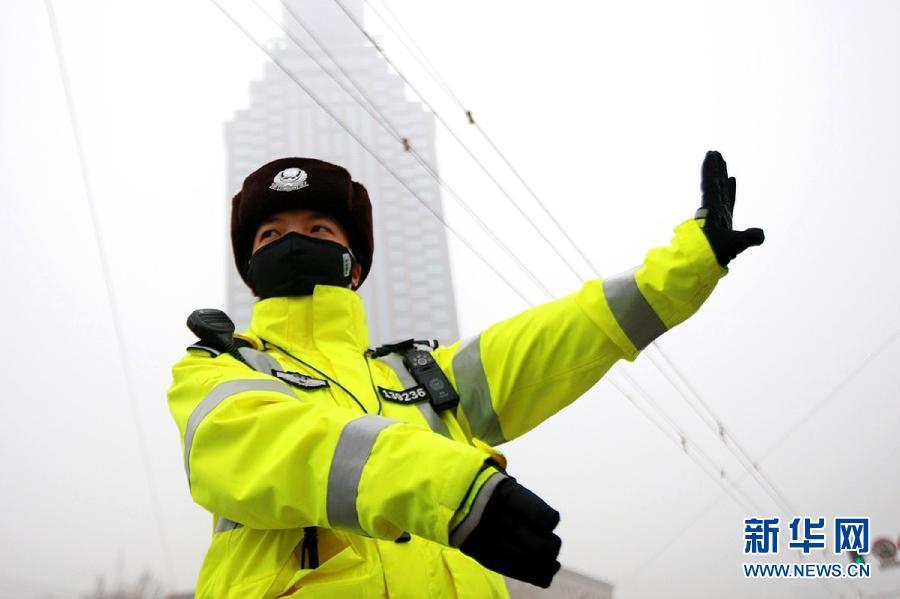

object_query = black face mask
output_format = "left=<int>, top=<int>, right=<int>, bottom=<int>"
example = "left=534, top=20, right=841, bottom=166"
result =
left=247, top=232, right=356, bottom=299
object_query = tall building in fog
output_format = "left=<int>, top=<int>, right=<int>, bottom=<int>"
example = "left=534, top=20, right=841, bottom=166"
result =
left=224, top=0, right=458, bottom=346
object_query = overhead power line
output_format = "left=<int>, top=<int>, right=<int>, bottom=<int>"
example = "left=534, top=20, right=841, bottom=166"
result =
left=220, top=16, right=870, bottom=599
left=329, top=0, right=587, bottom=285
left=255, top=0, right=554, bottom=300
left=209, top=0, right=775, bottom=519
left=44, top=0, right=176, bottom=585
left=208, top=0, right=539, bottom=307
left=618, top=326, right=899, bottom=594
left=263, top=5, right=758, bottom=505
left=361, top=0, right=466, bottom=112
left=760, top=326, right=900, bottom=461
left=353, top=0, right=603, bottom=279
left=220, top=7, right=880, bottom=598
left=223, top=5, right=836, bottom=566
left=338, top=0, right=808, bottom=523
left=341, top=11, right=874, bottom=597
left=645, top=346, right=798, bottom=517
left=271, top=0, right=814, bottom=528
left=611, top=372, right=763, bottom=515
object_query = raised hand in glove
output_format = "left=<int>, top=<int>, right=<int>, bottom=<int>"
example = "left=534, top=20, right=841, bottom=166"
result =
left=450, top=469, right=561, bottom=588
left=697, top=150, right=765, bottom=266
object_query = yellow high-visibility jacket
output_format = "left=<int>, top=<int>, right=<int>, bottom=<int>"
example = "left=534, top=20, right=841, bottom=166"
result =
left=167, top=219, right=726, bottom=598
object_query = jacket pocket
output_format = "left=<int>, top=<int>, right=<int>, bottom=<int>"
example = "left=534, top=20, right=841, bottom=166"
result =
left=212, top=527, right=304, bottom=598
left=277, top=535, right=381, bottom=598
left=441, top=548, right=509, bottom=599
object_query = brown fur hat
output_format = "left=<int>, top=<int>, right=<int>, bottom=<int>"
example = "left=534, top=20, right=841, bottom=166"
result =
left=230, top=157, right=374, bottom=288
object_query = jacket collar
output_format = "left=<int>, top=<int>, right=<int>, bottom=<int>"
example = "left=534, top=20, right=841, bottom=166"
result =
left=248, top=285, right=371, bottom=355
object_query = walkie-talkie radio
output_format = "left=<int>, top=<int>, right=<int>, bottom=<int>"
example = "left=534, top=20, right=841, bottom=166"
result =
left=186, top=308, right=249, bottom=366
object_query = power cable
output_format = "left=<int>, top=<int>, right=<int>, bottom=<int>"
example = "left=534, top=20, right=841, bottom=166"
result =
left=340, top=0, right=814, bottom=523
left=294, top=22, right=864, bottom=599
left=211, top=0, right=774, bottom=526
left=617, top=327, right=899, bottom=593
left=360, top=0, right=466, bottom=111
left=330, top=0, right=795, bottom=496
left=44, top=0, right=176, bottom=585
left=338, top=13, right=878, bottom=596
left=351, top=0, right=603, bottom=279
left=612, top=372, right=763, bottom=515
left=620, top=489, right=845, bottom=599
left=329, top=0, right=586, bottom=285
left=261, top=6, right=873, bottom=596
left=256, top=0, right=555, bottom=299
left=759, top=326, right=900, bottom=461
left=207, top=0, right=535, bottom=308
left=253, top=3, right=774, bottom=516
left=270, top=2, right=399, bottom=142
left=646, top=345, right=798, bottom=516
left=281, top=0, right=811, bottom=529
left=224, top=11, right=866, bottom=597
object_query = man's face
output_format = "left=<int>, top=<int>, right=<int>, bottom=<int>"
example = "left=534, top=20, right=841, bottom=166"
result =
left=252, top=207, right=362, bottom=289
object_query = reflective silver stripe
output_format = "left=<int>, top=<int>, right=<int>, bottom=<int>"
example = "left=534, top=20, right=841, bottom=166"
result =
left=376, top=353, right=417, bottom=388
left=449, top=471, right=507, bottom=547
left=326, top=415, right=396, bottom=533
left=183, top=378, right=295, bottom=478
left=416, top=402, right=451, bottom=438
left=238, top=346, right=282, bottom=375
left=602, top=267, right=668, bottom=351
left=376, top=354, right=451, bottom=438
left=215, top=517, right=241, bottom=533
left=452, top=335, right=505, bottom=445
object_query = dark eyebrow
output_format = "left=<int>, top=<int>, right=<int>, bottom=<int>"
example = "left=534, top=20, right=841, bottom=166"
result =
left=308, top=211, right=338, bottom=223
left=258, top=214, right=284, bottom=227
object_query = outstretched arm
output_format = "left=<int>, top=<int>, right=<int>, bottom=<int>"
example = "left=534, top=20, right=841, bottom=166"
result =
left=433, top=150, right=764, bottom=445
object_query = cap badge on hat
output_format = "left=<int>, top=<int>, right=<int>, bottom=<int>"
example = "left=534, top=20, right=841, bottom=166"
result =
left=270, top=167, right=309, bottom=192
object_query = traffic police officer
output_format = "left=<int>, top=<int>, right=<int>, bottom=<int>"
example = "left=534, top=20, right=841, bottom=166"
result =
left=167, top=152, right=763, bottom=597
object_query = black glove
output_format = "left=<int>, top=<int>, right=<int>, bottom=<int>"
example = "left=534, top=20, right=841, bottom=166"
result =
left=454, top=474, right=561, bottom=588
left=697, top=150, right=765, bottom=266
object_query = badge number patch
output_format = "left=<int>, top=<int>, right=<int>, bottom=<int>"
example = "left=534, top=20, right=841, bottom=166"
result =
left=272, top=370, right=329, bottom=389
left=378, top=386, right=428, bottom=404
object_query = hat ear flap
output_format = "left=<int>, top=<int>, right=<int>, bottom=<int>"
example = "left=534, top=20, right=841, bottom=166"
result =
left=230, top=190, right=255, bottom=285
left=349, top=181, right=374, bottom=286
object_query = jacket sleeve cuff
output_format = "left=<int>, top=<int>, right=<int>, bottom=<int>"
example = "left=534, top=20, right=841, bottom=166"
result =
left=448, top=469, right=507, bottom=547
left=636, top=218, right=727, bottom=329
left=356, top=424, right=491, bottom=545
left=574, top=218, right=727, bottom=361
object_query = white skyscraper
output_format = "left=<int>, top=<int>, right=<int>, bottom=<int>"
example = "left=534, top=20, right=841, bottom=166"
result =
left=225, top=0, right=459, bottom=346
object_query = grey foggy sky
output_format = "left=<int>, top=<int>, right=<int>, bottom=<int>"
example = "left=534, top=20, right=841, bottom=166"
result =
left=1, top=1, right=899, bottom=598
